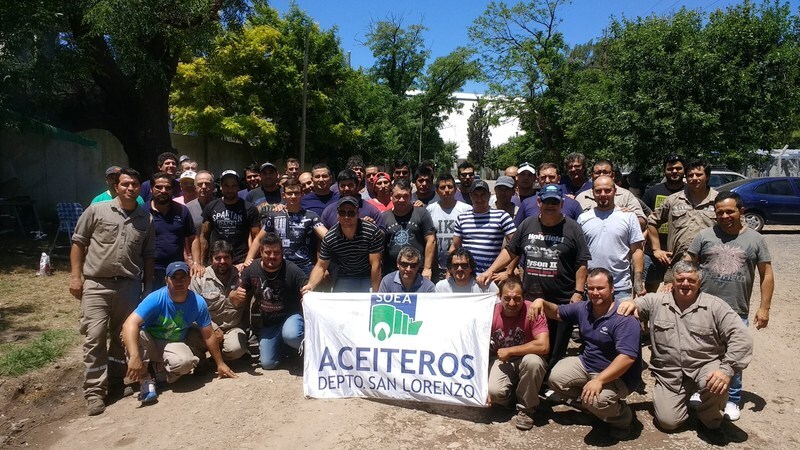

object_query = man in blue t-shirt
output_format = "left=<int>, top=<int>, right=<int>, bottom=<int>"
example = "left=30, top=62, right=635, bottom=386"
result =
left=122, top=262, right=237, bottom=404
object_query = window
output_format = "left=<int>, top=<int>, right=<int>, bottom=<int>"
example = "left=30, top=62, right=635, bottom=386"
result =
left=766, top=180, right=794, bottom=196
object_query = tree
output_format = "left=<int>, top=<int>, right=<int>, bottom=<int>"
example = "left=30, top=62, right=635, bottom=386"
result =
left=435, top=141, right=459, bottom=173
left=467, top=101, right=491, bottom=166
left=365, top=18, right=429, bottom=97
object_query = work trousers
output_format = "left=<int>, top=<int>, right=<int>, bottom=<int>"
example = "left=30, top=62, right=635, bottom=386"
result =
left=138, top=329, right=203, bottom=383
left=488, top=354, right=547, bottom=412
left=652, top=360, right=728, bottom=430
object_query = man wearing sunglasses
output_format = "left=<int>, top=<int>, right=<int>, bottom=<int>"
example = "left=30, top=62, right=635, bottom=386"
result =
left=377, top=246, right=436, bottom=293
left=455, top=161, right=476, bottom=206
left=435, top=248, right=498, bottom=293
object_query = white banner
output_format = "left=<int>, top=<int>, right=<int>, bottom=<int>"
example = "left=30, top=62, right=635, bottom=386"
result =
left=303, top=292, right=496, bottom=407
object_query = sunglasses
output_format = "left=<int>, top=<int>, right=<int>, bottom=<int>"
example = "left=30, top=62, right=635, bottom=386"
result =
left=449, top=263, right=470, bottom=270
left=398, top=261, right=419, bottom=269
left=337, top=210, right=357, bottom=218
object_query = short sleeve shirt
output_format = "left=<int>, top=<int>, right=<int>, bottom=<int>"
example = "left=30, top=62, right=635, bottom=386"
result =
left=490, top=301, right=549, bottom=353
left=319, top=220, right=384, bottom=279
left=202, top=198, right=259, bottom=263
left=262, top=209, right=323, bottom=269
left=135, top=287, right=211, bottom=342
left=426, top=201, right=472, bottom=270
left=150, top=201, right=195, bottom=269
left=381, top=207, right=436, bottom=273
left=240, top=260, right=308, bottom=324
left=454, top=209, right=516, bottom=273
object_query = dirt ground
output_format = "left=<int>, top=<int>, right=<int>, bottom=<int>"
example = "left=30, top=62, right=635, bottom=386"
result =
left=1, top=227, right=799, bottom=449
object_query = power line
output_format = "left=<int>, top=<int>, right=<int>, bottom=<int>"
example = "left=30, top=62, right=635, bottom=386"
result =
left=662, top=0, right=682, bottom=15
left=703, top=0, right=722, bottom=12
left=648, top=0, right=666, bottom=14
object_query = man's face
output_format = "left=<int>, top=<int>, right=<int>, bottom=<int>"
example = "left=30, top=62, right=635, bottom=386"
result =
left=591, top=163, right=613, bottom=181
left=166, top=270, right=190, bottom=295
left=195, top=174, right=214, bottom=200
left=449, top=256, right=472, bottom=286
left=567, top=160, right=585, bottom=183
left=517, top=170, right=535, bottom=190
left=152, top=177, right=173, bottom=205
left=180, top=161, right=198, bottom=172
left=338, top=180, right=358, bottom=197
left=686, top=167, right=708, bottom=190
left=436, top=180, right=456, bottom=200
left=220, top=177, right=240, bottom=201
left=398, top=256, right=420, bottom=284
left=286, top=162, right=300, bottom=178
left=665, top=162, right=685, bottom=183
left=393, top=165, right=410, bottom=181
left=538, top=168, right=560, bottom=186
left=283, top=186, right=302, bottom=208
left=673, top=270, right=700, bottom=302
left=494, top=185, right=514, bottom=204
left=211, top=251, right=232, bottom=275
left=392, top=186, right=412, bottom=213
left=179, top=178, right=196, bottom=195
left=312, top=168, right=331, bottom=192
left=538, top=197, right=563, bottom=218
left=350, top=165, right=364, bottom=183
left=365, top=167, right=379, bottom=185
left=245, top=170, right=261, bottom=190
left=260, top=243, right=284, bottom=272
left=586, top=274, right=614, bottom=307
left=500, top=284, right=524, bottom=317
left=298, top=173, right=314, bottom=194
left=504, top=166, right=518, bottom=180
left=375, top=177, right=392, bottom=196
left=458, top=168, right=475, bottom=189
left=337, top=205, right=359, bottom=226
left=470, top=188, right=490, bottom=212
left=714, top=198, right=742, bottom=233
left=592, top=176, right=616, bottom=208
left=160, top=158, right=178, bottom=176
left=115, top=174, right=141, bottom=202
left=261, top=168, right=279, bottom=189
left=415, top=175, right=433, bottom=196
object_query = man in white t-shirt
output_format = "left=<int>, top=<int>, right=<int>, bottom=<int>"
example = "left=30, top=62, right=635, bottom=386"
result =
left=426, top=173, right=472, bottom=280
left=435, top=248, right=498, bottom=293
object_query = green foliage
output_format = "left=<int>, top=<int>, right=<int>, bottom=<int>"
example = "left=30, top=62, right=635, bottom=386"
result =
left=0, top=330, right=78, bottom=377
left=467, top=101, right=492, bottom=167
left=366, top=18, right=430, bottom=96
left=435, top=141, right=460, bottom=173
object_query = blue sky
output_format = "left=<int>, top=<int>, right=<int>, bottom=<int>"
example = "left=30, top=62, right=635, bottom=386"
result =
left=270, top=0, right=799, bottom=92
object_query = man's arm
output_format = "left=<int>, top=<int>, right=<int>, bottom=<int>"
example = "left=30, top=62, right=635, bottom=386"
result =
left=142, top=257, right=154, bottom=296
left=69, top=242, right=86, bottom=300
left=581, top=354, right=636, bottom=404
left=631, top=241, right=645, bottom=296
left=423, top=233, right=435, bottom=280
left=496, top=332, right=549, bottom=361
left=301, top=259, right=330, bottom=295
left=477, top=248, right=516, bottom=287
left=647, top=204, right=671, bottom=264
left=448, top=235, right=462, bottom=254
left=369, top=253, right=382, bottom=292
left=199, top=325, right=237, bottom=379
left=571, top=262, right=588, bottom=303
left=193, top=221, right=212, bottom=276
left=122, top=312, right=147, bottom=381
left=246, top=228, right=267, bottom=265
left=529, top=298, right=561, bottom=321
left=755, top=261, right=774, bottom=329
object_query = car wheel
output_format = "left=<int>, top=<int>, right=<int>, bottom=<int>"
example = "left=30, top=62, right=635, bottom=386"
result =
left=744, top=212, right=764, bottom=232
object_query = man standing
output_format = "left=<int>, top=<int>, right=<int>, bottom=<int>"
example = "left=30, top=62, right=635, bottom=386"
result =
left=240, top=233, right=308, bottom=370
left=362, top=165, right=379, bottom=199
left=246, top=162, right=283, bottom=208
left=174, top=170, right=198, bottom=205
left=435, top=249, right=498, bottom=293
left=298, top=171, right=314, bottom=195
left=149, top=172, right=196, bottom=289
left=533, top=268, right=642, bottom=439
left=391, top=159, right=411, bottom=182
left=186, top=170, right=216, bottom=236
left=346, top=155, right=366, bottom=192
left=190, top=240, right=249, bottom=361
left=455, top=161, right=476, bottom=205
left=141, top=152, right=180, bottom=203
left=513, top=163, right=538, bottom=205
left=648, top=160, right=718, bottom=284
left=378, top=246, right=436, bottom=293
left=238, top=164, right=261, bottom=200
left=70, top=168, right=154, bottom=415
left=91, top=166, right=145, bottom=206
left=302, top=197, right=383, bottom=293
left=490, top=176, right=516, bottom=217
left=618, top=261, right=752, bottom=444
left=578, top=176, right=645, bottom=300
left=643, top=155, right=686, bottom=292
left=381, top=179, right=436, bottom=277
left=576, top=160, right=646, bottom=229
left=560, top=152, right=592, bottom=197
left=367, top=171, right=393, bottom=212
left=411, top=165, right=439, bottom=206
left=301, top=163, right=339, bottom=216
left=427, top=173, right=472, bottom=279
left=285, top=158, right=300, bottom=179
left=194, top=170, right=260, bottom=268
left=320, top=169, right=383, bottom=228
left=489, top=276, right=549, bottom=431
left=688, top=192, right=774, bottom=421
left=515, top=163, right=582, bottom=226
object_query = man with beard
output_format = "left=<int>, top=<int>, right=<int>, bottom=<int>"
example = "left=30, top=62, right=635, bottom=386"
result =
left=246, top=162, right=283, bottom=208
left=91, top=165, right=145, bottom=206
left=412, top=165, right=439, bottom=206
left=560, top=152, right=592, bottom=197
left=149, top=172, right=196, bottom=289
left=576, top=160, right=646, bottom=229
left=238, top=164, right=262, bottom=200
left=240, top=233, right=308, bottom=369
left=381, top=179, right=436, bottom=277
left=455, top=161, right=476, bottom=206
left=435, top=248, right=498, bottom=293
left=515, top=163, right=583, bottom=226
left=427, top=173, right=472, bottom=280
left=141, top=152, right=180, bottom=203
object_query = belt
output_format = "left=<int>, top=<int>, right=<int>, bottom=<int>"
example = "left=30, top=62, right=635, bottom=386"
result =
left=85, top=275, right=135, bottom=281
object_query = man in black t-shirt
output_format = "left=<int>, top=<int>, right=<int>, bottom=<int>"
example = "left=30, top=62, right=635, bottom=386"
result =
left=239, top=232, right=308, bottom=370
left=246, top=162, right=284, bottom=208
left=381, top=179, right=436, bottom=277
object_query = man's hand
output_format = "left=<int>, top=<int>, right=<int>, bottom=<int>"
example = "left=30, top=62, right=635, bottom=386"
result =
left=491, top=271, right=510, bottom=284
left=69, top=277, right=83, bottom=300
left=581, top=378, right=604, bottom=405
left=422, top=268, right=432, bottom=280
left=659, top=282, right=673, bottom=293
left=705, top=370, right=730, bottom=395
left=362, top=216, right=375, bottom=224
left=475, top=271, right=492, bottom=288
left=653, top=249, right=672, bottom=265
left=300, top=284, right=313, bottom=296
left=617, top=300, right=638, bottom=318
left=234, top=263, right=245, bottom=273
left=496, top=348, right=512, bottom=362
left=125, top=355, right=146, bottom=382
left=528, top=298, right=545, bottom=321
left=412, top=200, right=424, bottom=208
left=570, top=292, right=584, bottom=303
left=229, top=285, right=247, bottom=304
left=191, top=262, right=205, bottom=277
left=243, top=258, right=254, bottom=267
left=755, top=307, right=770, bottom=329
left=216, top=362, right=238, bottom=379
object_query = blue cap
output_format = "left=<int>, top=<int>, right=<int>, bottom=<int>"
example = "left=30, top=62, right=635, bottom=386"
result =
left=538, top=184, right=563, bottom=201
left=166, top=261, right=190, bottom=277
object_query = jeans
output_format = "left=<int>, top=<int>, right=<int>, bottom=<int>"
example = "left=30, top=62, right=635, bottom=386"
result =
left=614, top=289, right=632, bottom=302
left=729, top=316, right=749, bottom=404
left=333, top=277, right=372, bottom=293
left=258, top=313, right=304, bottom=370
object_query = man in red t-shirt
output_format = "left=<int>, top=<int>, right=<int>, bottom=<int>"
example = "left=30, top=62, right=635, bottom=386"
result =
left=489, top=276, right=550, bottom=431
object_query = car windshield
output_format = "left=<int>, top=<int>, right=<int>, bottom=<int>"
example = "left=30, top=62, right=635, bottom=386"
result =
left=717, top=179, right=751, bottom=191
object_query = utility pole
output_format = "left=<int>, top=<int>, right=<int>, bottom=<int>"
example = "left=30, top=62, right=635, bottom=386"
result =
left=300, top=21, right=310, bottom=170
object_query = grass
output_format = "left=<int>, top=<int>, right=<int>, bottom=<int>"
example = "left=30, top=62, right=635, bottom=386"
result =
left=0, top=329, right=78, bottom=376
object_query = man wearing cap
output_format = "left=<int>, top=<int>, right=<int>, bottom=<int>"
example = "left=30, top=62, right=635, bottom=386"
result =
left=576, top=160, right=647, bottom=230
left=194, top=170, right=260, bottom=269
left=478, top=183, right=590, bottom=382
left=246, top=162, right=283, bottom=208
left=179, top=157, right=198, bottom=173
left=450, top=179, right=516, bottom=275
left=515, top=163, right=583, bottom=227
left=141, top=151, right=181, bottom=203
left=455, top=161, right=476, bottom=206
left=70, top=168, right=155, bottom=415
left=320, top=169, right=383, bottom=229
left=91, top=166, right=145, bottom=206
left=301, top=163, right=339, bottom=216
left=513, top=163, right=539, bottom=206
left=490, top=176, right=517, bottom=217
left=367, top=171, right=394, bottom=212
left=378, top=246, right=436, bottom=293
left=122, top=261, right=237, bottom=404
left=411, top=165, right=439, bottom=207
left=381, top=178, right=436, bottom=277
left=560, top=152, right=593, bottom=197
left=174, top=170, right=198, bottom=205
left=302, top=196, right=384, bottom=293
left=149, top=172, right=196, bottom=290
left=427, top=173, right=472, bottom=280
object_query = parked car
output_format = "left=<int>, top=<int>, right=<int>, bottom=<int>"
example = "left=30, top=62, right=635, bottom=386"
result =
left=717, top=177, right=800, bottom=231
left=709, top=170, right=747, bottom=188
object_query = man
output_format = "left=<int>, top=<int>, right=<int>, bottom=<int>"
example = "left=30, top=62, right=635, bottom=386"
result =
left=174, top=170, right=198, bottom=205
left=513, top=162, right=538, bottom=205
left=648, top=160, right=718, bottom=284
left=435, top=248, right=498, bottom=293
left=122, top=261, right=236, bottom=405
left=378, top=246, right=436, bottom=293
left=427, top=173, right=472, bottom=279
left=478, top=184, right=590, bottom=382
left=194, top=170, right=260, bottom=268
left=576, top=160, right=646, bottom=229
left=320, top=169, right=383, bottom=228
left=455, top=161, right=476, bottom=205
left=179, top=156, right=198, bottom=173
left=70, top=168, right=154, bottom=415
left=186, top=170, right=216, bottom=236
left=560, top=152, right=592, bottom=197
left=285, top=157, right=300, bottom=179
left=246, top=162, right=283, bottom=208
left=246, top=178, right=327, bottom=275
left=578, top=176, right=645, bottom=300
left=451, top=180, right=516, bottom=275
left=239, top=233, right=308, bottom=370
left=687, top=191, right=774, bottom=421
left=618, top=261, right=752, bottom=444
left=411, top=165, right=439, bottom=206
left=642, top=155, right=686, bottom=292
left=91, top=165, right=145, bottom=206
left=504, top=165, right=518, bottom=183
left=381, top=179, right=436, bottom=277
left=141, top=152, right=180, bottom=203
left=346, top=155, right=366, bottom=192
left=298, top=171, right=314, bottom=195
left=489, top=276, right=550, bottom=431
left=189, top=240, right=249, bottom=361
left=392, top=159, right=411, bottom=182
left=367, top=171, right=393, bottom=212
left=302, top=197, right=383, bottom=293
left=239, top=163, right=262, bottom=200
left=514, top=163, right=582, bottom=226
left=532, top=268, right=642, bottom=439
left=149, top=172, right=196, bottom=289
left=362, top=165, right=379, bottom=199
left=301, top=163, right=339, bottom=216
left=490, top=176, right=516, bottom=217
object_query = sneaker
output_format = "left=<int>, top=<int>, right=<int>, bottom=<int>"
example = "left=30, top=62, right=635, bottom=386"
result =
left=86, top=397, right=106, bottom=416
left=688, top=392, right=701, bottom=410
left=138, top=378, right=158, bottom=404
left=723, top=401, right=741, bottom=421
left=514, top=411, right=534, bottom=431
left=544, top=389, right=564, bottom=404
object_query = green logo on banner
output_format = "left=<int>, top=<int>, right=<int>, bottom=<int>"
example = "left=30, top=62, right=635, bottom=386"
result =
left=369, top=296, right=423, bottom=341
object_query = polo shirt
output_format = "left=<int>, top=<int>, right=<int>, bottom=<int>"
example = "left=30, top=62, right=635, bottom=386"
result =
left=150, top=201, right=195, bottom=270
left=560, top=179, right=593, bottom=197
left=378, top=271, right=436, bottom=293
left=319, top=219, right=384, bottom=279
left=246, top=186, right=283, bottom=208
left=301, top=191, right=340, bottom=216
left=141, top=178, right=181, bottom=204
left=514, top=195, right=583, bottom=227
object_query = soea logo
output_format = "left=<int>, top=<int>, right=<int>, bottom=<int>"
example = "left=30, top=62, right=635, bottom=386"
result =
left=369, top=293, right=423, bottom=341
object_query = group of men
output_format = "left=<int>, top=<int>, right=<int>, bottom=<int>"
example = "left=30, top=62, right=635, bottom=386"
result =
left=69, top=151, right=771, bottom=445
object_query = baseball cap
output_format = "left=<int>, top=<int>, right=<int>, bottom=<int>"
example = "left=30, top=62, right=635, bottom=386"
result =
left=495, top=176, right=515, bottom=189
left=471, top=180, right=490, bottom=192
left=179, top=170, right=197, bottom=181
left=166, top=261, right=190, bottom=277
left=538, top=183, right=563, bottom=201
left=259, top=162, right=277, bottom=172
left=337, top=196, right=359, bottom=209
left=518, top=162, right=536, bottom=175
left=220, top=170, right=240, bottom=181
left=105, top=166, right=121, bottom=177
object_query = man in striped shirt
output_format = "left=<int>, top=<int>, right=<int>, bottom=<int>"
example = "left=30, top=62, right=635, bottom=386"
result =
left=450, top=180, right=516, bottom=274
